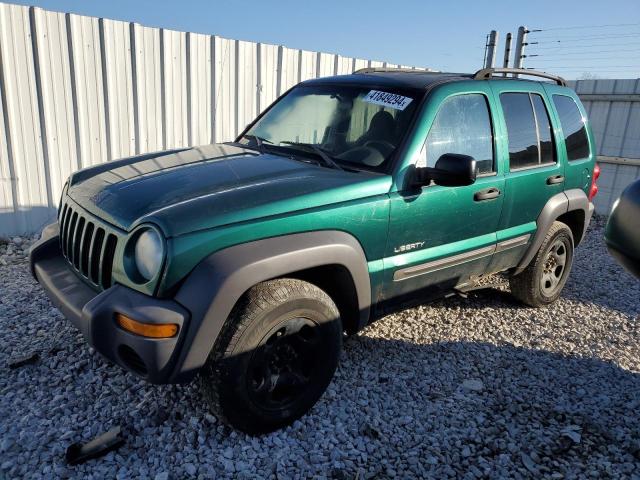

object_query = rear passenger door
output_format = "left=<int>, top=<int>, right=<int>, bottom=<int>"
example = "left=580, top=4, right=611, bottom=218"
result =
left=488, top=82, right=565, bottom=273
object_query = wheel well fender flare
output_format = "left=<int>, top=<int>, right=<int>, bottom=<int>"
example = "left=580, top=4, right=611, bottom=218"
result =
left=514, top=189, right=593, bottom=274
left=170, top=230, right=371, bottom=381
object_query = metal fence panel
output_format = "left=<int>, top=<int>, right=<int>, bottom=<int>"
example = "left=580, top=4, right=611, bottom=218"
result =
left=213, top=36, right=236, bottom=145
left=280, top=46, right=300, bottom=93
left=258, top=43, right=279, bottom=112
left=0, top=48, right=15, bottom=230
left=188, top=32, right=212, bottom=146
left=335, top=55, right=352, bottom=75
left=69, top=13, right=109, bottom=168
left=237, top=40, right=258, bottom=136
left=317, top=52, right=335, bottom=77
left=3, top=2, right=639, bottom=236
left=163, top=28, right=188, bottom=149
left=133, top=23, right=163, bottom=153
left=299, top=50, right=317, bottom=82
left=102, top=18, right=136, bottom=160
left=0, top=3, right=50, bottom=233
left=569, top=79, right=640, bottom=214
left=33, top=8, right=78, bottom=205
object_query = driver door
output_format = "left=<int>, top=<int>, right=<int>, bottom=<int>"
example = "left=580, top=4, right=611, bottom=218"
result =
left=381, top=85, right=505, bottom=311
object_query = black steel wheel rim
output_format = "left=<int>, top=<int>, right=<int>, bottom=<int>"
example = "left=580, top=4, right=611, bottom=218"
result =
left=247, top=317, right=321, bottom=411
left=541, top=238, right=568, bottom=296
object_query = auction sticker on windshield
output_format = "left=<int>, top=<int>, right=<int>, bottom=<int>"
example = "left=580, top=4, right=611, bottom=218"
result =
left=363, top=90, right=413, bottom=110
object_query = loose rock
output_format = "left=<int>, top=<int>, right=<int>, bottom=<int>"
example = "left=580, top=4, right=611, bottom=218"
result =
left=1, top=217, right=639, bottom=478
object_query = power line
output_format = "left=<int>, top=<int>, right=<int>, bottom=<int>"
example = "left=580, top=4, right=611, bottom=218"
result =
left=531, top=42, right=640, bottom=51
left=526, top=48, right=640, bottom=56
left=531, top=27, right=639, bottom=37
left=532, top=29, right=640, bottom=39
left=536, top=65, right=640, bottom=67
left=525, top=64, right=638, bottom=68
left=531, top=65, right=640, bottom=69
left=528, top=56, right=640, bottom=62
left=532, top=33, right=640, bottom=43
left=531, top=22, right=640, bottom=32
left=486, top=24, right=640, bottom=78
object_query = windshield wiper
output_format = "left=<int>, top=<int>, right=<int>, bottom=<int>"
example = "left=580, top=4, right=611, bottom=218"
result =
left=280, top=142, right=344, bottom=171
left=241, top=134, right=273, bottom=153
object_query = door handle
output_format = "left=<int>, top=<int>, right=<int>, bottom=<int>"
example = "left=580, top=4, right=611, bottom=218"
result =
left=473, top=187, right=501, bottom=201
left=546, top=174, right=565, bottom=185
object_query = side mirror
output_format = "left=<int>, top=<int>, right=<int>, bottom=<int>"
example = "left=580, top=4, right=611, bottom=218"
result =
left=413, top=153, right=477, bottom=188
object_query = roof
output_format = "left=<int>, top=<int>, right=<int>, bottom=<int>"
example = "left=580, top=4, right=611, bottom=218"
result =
left=302, top=68, right=568, bottom=91
left=303, top=71, right=471, bottom=91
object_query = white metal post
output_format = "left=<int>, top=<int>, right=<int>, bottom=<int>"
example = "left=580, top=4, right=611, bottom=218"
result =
left=485, top=30, right=499, bottom=68
left=503, top=32, right=512, bottom=72
left=513, top=26, right=528, bottom=76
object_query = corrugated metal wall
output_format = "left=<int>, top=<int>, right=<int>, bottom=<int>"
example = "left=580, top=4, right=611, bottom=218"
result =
left=0, top=3, right=638, bottom=236
left=0, top=3, right=422, bottom=236
left=568, top=79, right=640, bottom=214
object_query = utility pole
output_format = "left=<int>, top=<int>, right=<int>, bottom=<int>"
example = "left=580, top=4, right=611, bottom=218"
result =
left=502, top=32, right=512, bottom=72
left=513, top=26, right=528, bottom=76
left=484, top=30, right=499, bottom=68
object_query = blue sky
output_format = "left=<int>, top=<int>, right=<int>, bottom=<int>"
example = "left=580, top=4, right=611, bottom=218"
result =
left=10, top=0, right=640, bottom=79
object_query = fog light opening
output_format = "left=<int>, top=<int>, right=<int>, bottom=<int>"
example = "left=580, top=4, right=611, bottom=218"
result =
left=115, top=313, right=178, bottom=338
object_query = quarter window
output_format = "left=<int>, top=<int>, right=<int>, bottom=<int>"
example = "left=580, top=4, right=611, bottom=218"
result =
left=552, top=95, right=590, bottom=161
left=422, top=94, right=494, bottom=174
left=500, top=92, right=556, bottom=170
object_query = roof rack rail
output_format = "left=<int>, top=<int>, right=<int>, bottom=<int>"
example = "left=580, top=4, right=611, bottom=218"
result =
left=354, top=67, right=438, bottom=74
left=474, top=68, right=567, bottom=87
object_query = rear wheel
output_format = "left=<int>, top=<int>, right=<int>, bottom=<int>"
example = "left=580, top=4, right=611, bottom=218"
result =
left=509, top=221, right=574, bottom=307
left=199, top=278, right=342, bottom=434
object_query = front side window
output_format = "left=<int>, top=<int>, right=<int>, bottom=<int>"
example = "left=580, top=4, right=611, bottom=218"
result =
left=552, top=95, right=590, bottom=161
left=500, top=92, right=556, bottom=170
left=422, top=94, right=494, bottom=174
left=240, top=85, right=420, bottom=171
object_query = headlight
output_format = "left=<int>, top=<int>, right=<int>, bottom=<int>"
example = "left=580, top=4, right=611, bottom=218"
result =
left=133, top=228, right=164, bottom=281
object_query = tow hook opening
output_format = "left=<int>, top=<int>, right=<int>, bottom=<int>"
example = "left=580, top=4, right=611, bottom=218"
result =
left=117, top=345, right=148, bottom=376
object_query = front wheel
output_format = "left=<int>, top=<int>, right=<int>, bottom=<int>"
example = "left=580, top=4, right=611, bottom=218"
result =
left=509, top=221, right=575, bottom=307
left=199, top=278, right=342, bottom=434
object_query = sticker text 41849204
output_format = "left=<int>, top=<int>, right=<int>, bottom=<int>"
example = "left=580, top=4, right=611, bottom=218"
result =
left=363, top=90, right=413, bottom=111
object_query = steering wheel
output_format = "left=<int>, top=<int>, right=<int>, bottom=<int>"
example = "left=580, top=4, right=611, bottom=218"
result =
left=364, top=140, right=395, bottom=156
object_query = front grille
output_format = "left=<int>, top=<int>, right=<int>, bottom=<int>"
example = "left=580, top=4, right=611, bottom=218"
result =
left=58, top=200, right=119, bottom=290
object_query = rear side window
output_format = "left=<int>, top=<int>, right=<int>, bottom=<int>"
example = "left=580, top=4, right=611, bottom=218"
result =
left=423, top=94, right=494, bottom=174
left=500, top=92, right=556, bottom=170
left=531, top=95, right=555, bottom=164
left=552, top=95, right=590, bottom=161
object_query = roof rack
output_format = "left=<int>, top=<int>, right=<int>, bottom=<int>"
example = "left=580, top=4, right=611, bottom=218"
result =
left=474, top=68, right=567, bottom=87
left=354, top=67, right=439, bottom=74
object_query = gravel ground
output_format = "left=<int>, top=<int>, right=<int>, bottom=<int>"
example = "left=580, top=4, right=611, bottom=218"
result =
left=1, top=216, right=639, bottom=479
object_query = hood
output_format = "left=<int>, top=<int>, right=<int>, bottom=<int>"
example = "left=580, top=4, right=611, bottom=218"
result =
left=67, top=144, right=391, bottom=236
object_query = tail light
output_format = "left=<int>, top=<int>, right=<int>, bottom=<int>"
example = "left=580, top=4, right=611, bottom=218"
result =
left=589, top=163, right=600, bottom=201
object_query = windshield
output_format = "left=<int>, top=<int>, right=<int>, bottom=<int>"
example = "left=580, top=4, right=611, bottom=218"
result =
left=238, top=84, right=421, bottom=172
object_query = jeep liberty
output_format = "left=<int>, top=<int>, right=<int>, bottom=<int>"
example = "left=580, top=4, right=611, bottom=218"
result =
left=30, top=67, right=598, bottom=434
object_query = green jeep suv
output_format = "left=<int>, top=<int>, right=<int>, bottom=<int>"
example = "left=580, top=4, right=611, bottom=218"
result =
left=30, top=67, right=598, bottom=434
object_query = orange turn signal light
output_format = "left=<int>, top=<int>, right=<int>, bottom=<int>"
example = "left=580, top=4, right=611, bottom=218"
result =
left=116, top=313, right=178, bottom=338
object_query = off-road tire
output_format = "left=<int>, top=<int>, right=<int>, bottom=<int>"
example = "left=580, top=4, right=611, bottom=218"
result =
left=509, top=221, right=574, bottom=308
left=199, top=278, right=342, bottom=434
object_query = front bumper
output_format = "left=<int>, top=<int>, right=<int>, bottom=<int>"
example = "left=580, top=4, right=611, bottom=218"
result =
left=30, top=223, right=191, bottom=383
